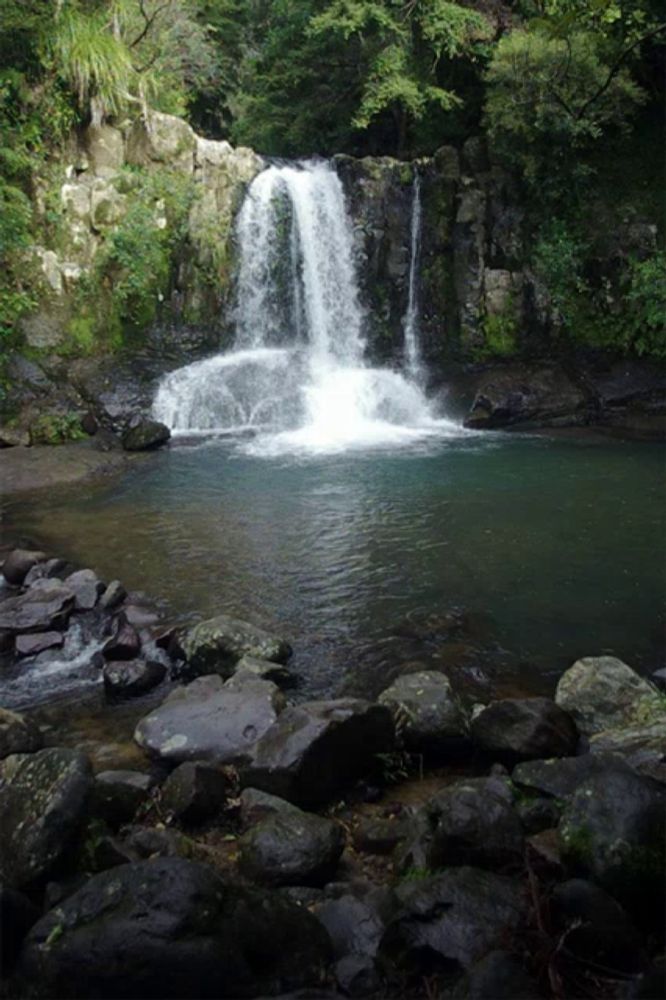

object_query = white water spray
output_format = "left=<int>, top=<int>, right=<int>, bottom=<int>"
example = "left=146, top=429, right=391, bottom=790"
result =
left=154, top=159, right=461, bottom=454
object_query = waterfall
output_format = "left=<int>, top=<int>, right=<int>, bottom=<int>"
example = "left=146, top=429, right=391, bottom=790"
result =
left=154, top=159, right=459, bottom=454
left=403, top=172, right=422, bottom=383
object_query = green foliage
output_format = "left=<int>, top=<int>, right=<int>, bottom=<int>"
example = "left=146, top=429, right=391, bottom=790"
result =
left=475, top=305, right=519, bottom=360
left=534, top=221, right=666, bottom=358
left=624, top=252, right=666, bottom=358
left=484, top=27, right=644, bottom=195
left=30, top=412, right=86, bottom=445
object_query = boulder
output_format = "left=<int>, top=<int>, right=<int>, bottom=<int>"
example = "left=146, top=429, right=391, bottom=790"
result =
left=1, top=549, right=47, bottom=586
left=379, top=868, right=527, bottom=975
left=334, top=954, right=381, bottom=997
left=0, top=426, right=30, bottom=448
left=377, top=671, right=467, bottom=753
left=454, top=951, right=539, bottom=999
left=15, top=631, right=64, bottom=656
left=463, top=364, right=589, bottom=429
left=160, top=761, right=231, bottom=824
left=19, top=858, right=332, bottom=999
left=555, top=656, right=662, bottom=736
left=353, top=815, right=411, bottom=856
left=134, top=674, right=283, bottom=765
left=93, top=770, right=155, bottom=827
left=182, top=614, right=292, bottom=677
left=64, top=568, right=104, bottom=610
left=103, top=659, right=166, bottom=699
left=243, top=699, right=395, bottom=807
left=239, top=810, right=345, bottom=886
left=233, top=654, right=297, bottom=688
left=0, top=748, right=92, bottom=888
left=550, top=879, right=647, bottom=976
left=0, top=885, right=40, bottom=976
left=23, top=558, right=66, bottom=586
left=425, top=777, right=524, bottom=870
left=0, top=708, right=43, bottom=760
left=515, top=797, right=563, bottom=835
left=470, top=697, right=578, bottom=760
left=239, top=787, right=301, bottom=828
left=0, top=580, right=75, bottom=634
left=103, top=618, right=141, bottom=660
left=121, top=418, right=171, bottom=451
left=512, top=752, right=635, bottom=800
left=99, top=579, right=127, bottom=610
left=559, top=766, right=665, bottom=915
left=590, top=721, right=666, bottom=784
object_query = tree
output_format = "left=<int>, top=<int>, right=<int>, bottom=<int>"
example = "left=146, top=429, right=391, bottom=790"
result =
left=484, top=27, right=645, bottom=192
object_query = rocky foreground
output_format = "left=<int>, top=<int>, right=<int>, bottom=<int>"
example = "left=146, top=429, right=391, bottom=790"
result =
left=0, top=548, right=665, bottom=999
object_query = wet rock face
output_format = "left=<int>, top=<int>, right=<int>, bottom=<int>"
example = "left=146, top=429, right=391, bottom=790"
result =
left=160, top=761, right=231, bottom=824
left=239, top=810, right=345, bottom=886
left=558, top=766, right=666, bottom=916
left=19, top=858, right=332, bottom=999
left=378, top=670, right=468, bottom=755
left=242, top=698, right=395, bottom=807
left=470, top=697, right=578, bottom=760
left=426, top=777, right=524, bottom=870
left=134, top=674, right=283, bottom=765
left=0, top=748, right=92, bottom=888
left=182, top=614, right=292, bottom=678
left=92, top=770, right=155, bottom=828
left=379, top=867, right=527, bottom=977
left=464, top=364, right=590, bottom=430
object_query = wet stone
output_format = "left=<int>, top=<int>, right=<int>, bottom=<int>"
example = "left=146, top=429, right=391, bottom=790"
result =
left=15, top=631, right=64, bottom=657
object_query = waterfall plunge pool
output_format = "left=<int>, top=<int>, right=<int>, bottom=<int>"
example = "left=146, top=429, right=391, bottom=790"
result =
left=3, top=430, right=664, bottom=711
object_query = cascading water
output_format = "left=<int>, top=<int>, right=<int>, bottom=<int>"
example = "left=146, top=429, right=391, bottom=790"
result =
left=403, top=172, right=423, bottom=384
left=154, top=159, right=461, bottom=454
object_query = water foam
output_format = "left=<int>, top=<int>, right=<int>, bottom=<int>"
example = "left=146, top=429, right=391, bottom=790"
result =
left=153, top=159, right=465, bottom=454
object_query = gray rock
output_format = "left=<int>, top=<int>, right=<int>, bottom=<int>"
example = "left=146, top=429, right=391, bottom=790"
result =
left=19, top=858, right=332, bottom=998
left=555, top=656, right=662, bottom=736
left=243, top=699, right=395, bottom=807
left=379, top=867, right=527, bottom=974
left=0, top=748, right=92, bottom=888
left=64, top=568, right=104, bottom=610
left=515, top=796, right=563, bottom=835
left=99, top=579, right=127, bottom=610
left=550, top=879, right=647, bottom=976
left=239, top=810, right=345, bottom=886
left=121, top=418, right=171, bottom=451
left=160, top=761, right=231, bottom=824
left=454, top=950, right=539, bottom=999
left=512, top=752, right=633, bottom=800
left=103, top=659, right=166, bottom=699
left=426, top=776, right=524, bottom=869
left=0, top=580, right=75, bottom=634
left=134, top=674, right=283, bottom=765
left=378, top=671, right=467, bottom=753
left=334, top=954, right=381, bottom=997
left=470, top=697, right=578, bottom=760
left=0, top=426, right=30, bottom=448
left=240, top=787, right=302, bottom=828
left=1, top=549, right=47, bottom=586
left=313, top=893, right=385, bottom=959
left=93, top=770, right=155, bottom=827
left=559, top=766, right=666, bottom=914
left=464, top=364, right=589, bottom=429
left=0, top=885, right=40, bottom=976
left=23, top=558, right=66, bottom=586
left=182, top=614, right=292, bottom=677
left=102, top=618, right=141, bottom=660
left=353, top=815, right=411, bottom=856
left=0, top=708, right=43, bottom=760
left=15, top=631, right=64, bottom=657
left=590, top=722, right=666, bottom=784
left=233, top=654, right=297, bottom=688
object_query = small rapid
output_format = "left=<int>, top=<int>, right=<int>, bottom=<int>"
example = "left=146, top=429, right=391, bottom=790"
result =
left=153, top=159, right=463, bottom=455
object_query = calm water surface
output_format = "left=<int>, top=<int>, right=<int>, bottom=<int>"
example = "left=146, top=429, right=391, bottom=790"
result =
left=2, top=432, right=664, bottom=701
